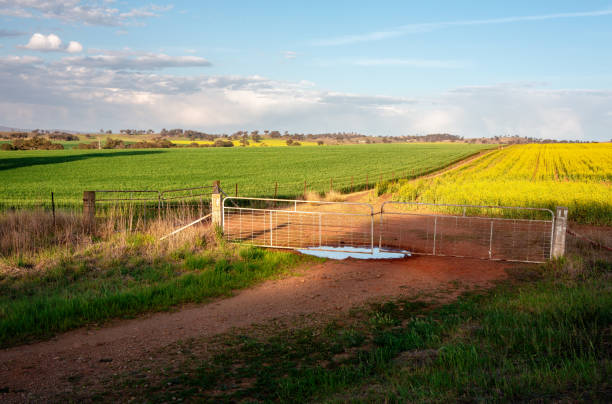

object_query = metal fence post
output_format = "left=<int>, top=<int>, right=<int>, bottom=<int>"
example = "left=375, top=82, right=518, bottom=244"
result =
left=552, top=207, right=568, bottom=258
left=433, top=216, right=437, bottom=255
left=489, top=220, right=494, bottom=259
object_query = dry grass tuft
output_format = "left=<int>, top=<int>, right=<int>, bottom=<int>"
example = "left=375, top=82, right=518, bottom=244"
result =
left=0, top=207, right=214, bottom=276
left=304, top=190, right=322, bottom=201
left=324, top=190, right=346, bottom=202
left=0, top=209, right=88, bottom=257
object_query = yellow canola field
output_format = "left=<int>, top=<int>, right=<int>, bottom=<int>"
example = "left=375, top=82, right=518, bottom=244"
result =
left=171, top=138, right=319, bottom=147
left=387, top=143, right=612, bottom=225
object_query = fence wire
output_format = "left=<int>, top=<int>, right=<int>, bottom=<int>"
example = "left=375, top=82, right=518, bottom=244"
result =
left=94, top=186, right=213, bottom=231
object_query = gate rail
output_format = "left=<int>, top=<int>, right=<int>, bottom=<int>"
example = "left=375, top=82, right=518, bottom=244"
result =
left=380, top=201, right=555, bottom=263
left=222, top=197, right=374, bottom=253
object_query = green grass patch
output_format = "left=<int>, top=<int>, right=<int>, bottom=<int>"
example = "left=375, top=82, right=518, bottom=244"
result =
left=0, top=245, right=315, bottom=348
left=125, top=260, right=611, bottom=403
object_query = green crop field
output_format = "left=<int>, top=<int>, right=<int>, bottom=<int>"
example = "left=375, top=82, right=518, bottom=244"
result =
left=384, top=143, right=612, bottom=225
left=0, top=143, right=491, bottom=208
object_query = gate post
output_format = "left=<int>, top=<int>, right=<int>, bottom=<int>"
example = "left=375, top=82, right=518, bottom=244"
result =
left=551, top=207, right=568, bottom=258
left=83, top=191, right=96, bottom=232
left=211, top=181, right=223, bottom=231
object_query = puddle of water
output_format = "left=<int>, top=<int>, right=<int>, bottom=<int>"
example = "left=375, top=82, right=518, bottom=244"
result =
left=297, top=246, right=410, bottom=260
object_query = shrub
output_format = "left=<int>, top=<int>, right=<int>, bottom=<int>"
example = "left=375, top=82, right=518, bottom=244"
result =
left=8, top=137, right=64, bottom=150
left=214, top=140, right=234, bottom=147
left=103, top=138, right=125, bottom=149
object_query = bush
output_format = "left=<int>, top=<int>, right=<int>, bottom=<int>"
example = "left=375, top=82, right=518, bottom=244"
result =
left=1, top=143, right=14, bottom=151
left=127, top=138, right=176, bottom=149
left=48, top=133, right=79, bottom=141
left=103, top=138, right=125, bottom=149
left=214, top=140, right=234, bottom=147
left=8, top=137, right=64, bottom=150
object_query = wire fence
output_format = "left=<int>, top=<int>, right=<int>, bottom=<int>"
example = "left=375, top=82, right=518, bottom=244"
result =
left=93, top=186, right=214, bottom=231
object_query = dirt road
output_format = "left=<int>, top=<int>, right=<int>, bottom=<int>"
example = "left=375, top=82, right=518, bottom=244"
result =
left=0, top=255, right=515, bottom=402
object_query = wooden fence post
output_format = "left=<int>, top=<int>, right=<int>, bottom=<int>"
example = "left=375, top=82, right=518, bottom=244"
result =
left=83, top=191, right=96, bottom=232
left=274, top=182, right=278, bottom=199
left=51, top=191, right=56, bottom=229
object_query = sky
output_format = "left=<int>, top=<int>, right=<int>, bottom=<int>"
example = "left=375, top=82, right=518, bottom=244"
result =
left=1, top=1, right=612, bottom=140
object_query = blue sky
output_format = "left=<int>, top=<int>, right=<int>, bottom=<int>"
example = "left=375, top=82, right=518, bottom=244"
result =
left=1, top=1, right=611, bottom=140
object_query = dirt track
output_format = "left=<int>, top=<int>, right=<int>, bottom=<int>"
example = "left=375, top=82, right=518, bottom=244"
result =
left=0, top=255, right=515, bottom=401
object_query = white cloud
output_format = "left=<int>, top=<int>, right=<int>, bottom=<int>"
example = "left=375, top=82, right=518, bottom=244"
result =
left=312, top=8, right=612, bottom=46
left=283, top=51, right=297, bottom=59
left=66, top=41, right=83, bottom=53
left=20, top=33, right=83, bottom=53
left=58, top=53, right=211, bottom=70
left=0, top=0, right=173, bottom=26
left=0, top=55, right=43, bottom=68
left=23, top=33, right=62, bottom=51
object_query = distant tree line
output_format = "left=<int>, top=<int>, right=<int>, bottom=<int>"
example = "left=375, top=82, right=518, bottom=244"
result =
left=1, top=137, right=64, bottom=150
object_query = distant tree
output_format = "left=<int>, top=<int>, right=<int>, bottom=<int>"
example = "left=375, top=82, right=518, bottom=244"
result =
left=317, top=140, right=324, bottom=146
left=103, top=138, right=125, bottom=149
left=240, top=135, right=250, bottom=147
left=286, top=139, right=293, bottom=145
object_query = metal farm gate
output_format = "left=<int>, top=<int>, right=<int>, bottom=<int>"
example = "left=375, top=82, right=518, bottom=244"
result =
left=222, top=197, right=374, bottom=253
left=221, top=196, right=557, bottom=263
left=379, top=202, right=555, bottom=263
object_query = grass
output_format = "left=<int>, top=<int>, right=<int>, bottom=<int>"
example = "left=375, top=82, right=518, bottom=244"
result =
left=0, top=228, right=317, bottom=348
left=101, top=255, right=611, bottom=403
left=0, top=143, right=491, bottom=209
left=380, top=143, right=612, bottom=225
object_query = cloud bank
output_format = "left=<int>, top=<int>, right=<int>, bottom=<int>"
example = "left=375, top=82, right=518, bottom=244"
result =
left=0, top=0, right=172, bottom=26
left=0, top=55, right=610, bottom=140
